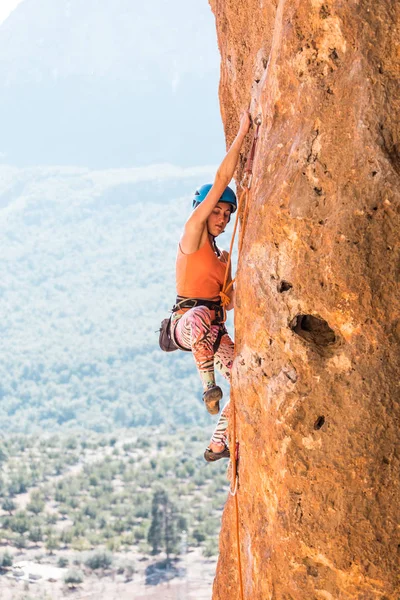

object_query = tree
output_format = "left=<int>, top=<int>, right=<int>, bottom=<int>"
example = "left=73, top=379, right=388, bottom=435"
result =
left=58, top=556, right=69, bottom=568
left=27, top=491, right=45, bottom=515
left=192, top=528, right=206, bottom=544
left=147, top=490, right=180, bottom=562
left=1, top=551, right=13, bottom=567
left=2, top=498, right=16, bottom=515
left=0, top=447, right=7, bottom=464
left=64, top=569, right=83, bottom=586
left=60, top=528, right=73, bottom=545
left=46, top=535, right=59, bottom=554
left=84, top=550, right=112, bottom=570
left=29, top=527, right=43, bottom=544
left=8, top=471, right=29, bottom=495
left=11, top=513, right=29, bottom=535
left=14, top=535, right=26, bottom=549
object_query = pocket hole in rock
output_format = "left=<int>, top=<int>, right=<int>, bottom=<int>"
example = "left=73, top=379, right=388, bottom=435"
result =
left=278, top=280, right=293, bottom=293
left=314, top=416, right=325, bottom=430
left=290, top=314, right=336, bottom=347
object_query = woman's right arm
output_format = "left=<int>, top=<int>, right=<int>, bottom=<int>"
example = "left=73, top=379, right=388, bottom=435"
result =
left=180, top=112, right=251, bottom=253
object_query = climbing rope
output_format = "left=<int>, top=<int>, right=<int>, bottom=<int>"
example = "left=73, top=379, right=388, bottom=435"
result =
left=219, top=116, right=262, bottom=318
left=218, top=115, right=262, bottom=600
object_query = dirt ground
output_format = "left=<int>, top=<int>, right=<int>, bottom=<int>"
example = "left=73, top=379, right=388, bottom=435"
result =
left=0, top=546, right=215, bottom=600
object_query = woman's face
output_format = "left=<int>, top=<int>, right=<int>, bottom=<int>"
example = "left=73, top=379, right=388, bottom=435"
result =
left=207, top=202, right=232, bottom=237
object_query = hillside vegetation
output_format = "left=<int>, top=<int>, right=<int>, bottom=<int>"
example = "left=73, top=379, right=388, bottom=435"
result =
left=0, top=428, right=227, bottom=597
left=0, top=164, right=233, bottom=433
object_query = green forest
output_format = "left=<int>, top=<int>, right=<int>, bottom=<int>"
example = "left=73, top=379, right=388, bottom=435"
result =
left=0, top=164, right=233, bottom=434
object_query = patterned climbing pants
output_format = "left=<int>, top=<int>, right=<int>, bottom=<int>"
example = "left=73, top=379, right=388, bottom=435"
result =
left=172, top=306, right=234, bottom=450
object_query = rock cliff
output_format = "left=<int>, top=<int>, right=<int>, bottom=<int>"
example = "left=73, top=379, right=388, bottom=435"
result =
left=210, top=1, right=400, bottom=598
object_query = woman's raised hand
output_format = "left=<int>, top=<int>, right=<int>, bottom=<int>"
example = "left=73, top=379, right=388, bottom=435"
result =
left=238, top=110, right=251, bottom=137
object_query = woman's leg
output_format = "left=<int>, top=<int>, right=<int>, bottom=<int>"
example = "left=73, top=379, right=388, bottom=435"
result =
left=214, top=331, right=234, bottom=381
left=208, top=331, right=235, bottom=453
left=174, top=314, right=234, bottom=457
left=173, top=306, right=220, bottom=391
left=208, top=402, right=231, bottom=453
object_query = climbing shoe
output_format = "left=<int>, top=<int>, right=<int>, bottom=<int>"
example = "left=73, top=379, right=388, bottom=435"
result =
left=204, top=445, right=230, bottom=462
left=202, top=385, right=223, bottom=415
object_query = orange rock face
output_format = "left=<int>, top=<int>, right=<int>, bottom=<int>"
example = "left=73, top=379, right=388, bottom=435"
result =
left=210, top=1, right=400, bottom=598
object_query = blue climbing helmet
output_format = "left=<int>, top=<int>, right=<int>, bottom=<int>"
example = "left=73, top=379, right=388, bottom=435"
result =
left=192, top=183, right=237, bottom=213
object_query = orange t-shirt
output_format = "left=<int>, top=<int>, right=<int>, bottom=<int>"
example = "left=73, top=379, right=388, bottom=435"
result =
left=176, top=237, right=227, bottom=301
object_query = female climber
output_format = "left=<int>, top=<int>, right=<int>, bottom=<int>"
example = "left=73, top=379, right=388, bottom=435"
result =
left=171, top=111, right=251, bottom=462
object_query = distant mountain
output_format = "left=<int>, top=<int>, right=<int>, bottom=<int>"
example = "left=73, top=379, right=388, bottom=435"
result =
left=0, top=0, right=224, bottom=167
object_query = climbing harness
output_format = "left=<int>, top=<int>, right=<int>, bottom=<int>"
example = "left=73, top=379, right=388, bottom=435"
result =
left=158, top=305, right=227, bottom=353
left=173, top=296, right=225, bottom=325
left=220, top=114, right=262, bottom=600
left=160, top=232, right=227, bottom=352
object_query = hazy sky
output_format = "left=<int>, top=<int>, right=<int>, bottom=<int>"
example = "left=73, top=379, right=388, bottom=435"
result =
left=0, top=0, right=224, bottom=168
left=0, top=0, right=23, bottom=25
